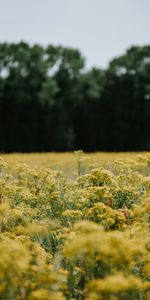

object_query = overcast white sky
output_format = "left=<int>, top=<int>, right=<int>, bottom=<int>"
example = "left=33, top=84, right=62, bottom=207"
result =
left=0, top=0, right=150, bottom=69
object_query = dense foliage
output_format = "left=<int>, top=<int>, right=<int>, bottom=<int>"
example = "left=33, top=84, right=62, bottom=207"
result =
left=0, top=152, right=150, bottom=299
left=0, top=43, right=150, bottom=152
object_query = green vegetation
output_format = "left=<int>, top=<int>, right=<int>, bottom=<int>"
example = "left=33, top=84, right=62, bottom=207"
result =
left=0, top=43, right=150, bottom=152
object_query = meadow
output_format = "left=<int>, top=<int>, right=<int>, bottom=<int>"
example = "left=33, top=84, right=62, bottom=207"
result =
left=0, top=152, right=150, bottom=300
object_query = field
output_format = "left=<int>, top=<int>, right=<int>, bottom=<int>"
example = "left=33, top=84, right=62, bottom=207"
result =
left=0, top=152, right=146, bottom=175
left=0, top=152, right=150, bottom=300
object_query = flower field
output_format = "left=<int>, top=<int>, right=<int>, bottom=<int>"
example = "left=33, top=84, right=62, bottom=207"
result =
left=0, top=152, right=150, bottom=300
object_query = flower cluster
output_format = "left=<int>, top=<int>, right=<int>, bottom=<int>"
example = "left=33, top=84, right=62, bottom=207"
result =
left=0, top=153, right=149, bottom=299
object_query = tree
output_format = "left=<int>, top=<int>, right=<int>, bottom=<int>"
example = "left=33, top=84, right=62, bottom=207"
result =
left=0, top=43, right=149, bottom=152
left=101, top=46, right=150, bottom=150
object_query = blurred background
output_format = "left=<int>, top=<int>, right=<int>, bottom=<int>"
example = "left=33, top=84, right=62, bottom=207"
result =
left=0, top=0, right=150, bottom=152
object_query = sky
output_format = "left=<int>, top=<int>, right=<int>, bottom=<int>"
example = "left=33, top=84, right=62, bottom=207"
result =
left=0, top=0, right=150, bottom=69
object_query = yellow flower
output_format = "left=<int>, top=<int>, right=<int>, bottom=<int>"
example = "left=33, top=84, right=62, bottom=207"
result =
left=29, top=289, right=65, bottom=300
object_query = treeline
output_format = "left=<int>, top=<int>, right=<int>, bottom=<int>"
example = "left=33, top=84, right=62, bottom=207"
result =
left=0, top=42, right=150, bottom=152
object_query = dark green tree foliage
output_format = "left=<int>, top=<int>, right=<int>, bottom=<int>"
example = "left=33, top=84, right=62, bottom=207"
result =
left=102, top=46, right=150, bottom=151
left=0, top=42, right=149, bottom=152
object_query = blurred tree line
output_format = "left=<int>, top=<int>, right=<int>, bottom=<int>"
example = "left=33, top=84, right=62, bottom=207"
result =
left=0, top=42, right=150, bottom=152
